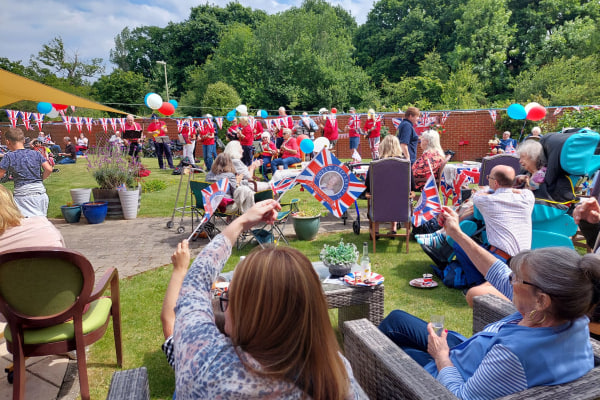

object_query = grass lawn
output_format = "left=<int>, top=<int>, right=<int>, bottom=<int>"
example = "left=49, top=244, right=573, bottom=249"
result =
left=3, top=155, right=473, bottom=399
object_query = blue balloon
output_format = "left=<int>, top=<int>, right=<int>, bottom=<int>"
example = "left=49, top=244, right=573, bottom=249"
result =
left=169, top=99, right=178, bottom=109
left=144, top=93, right=156, bottom=108
left=226, top=109, right=237, bottom=122
left=507, top=103, right=526, bottom=120
left=300, top=138, right=314, bottom=154
left=260, top=109, right=268, bottom=119
left=37, top=102, right=52, bottom=114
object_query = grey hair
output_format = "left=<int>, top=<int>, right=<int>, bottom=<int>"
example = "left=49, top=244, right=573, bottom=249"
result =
left=224, top=140, right=243, bottom=160
left=517, top=140, right=546, bottom=169
left=420, top=130, right=445, bottom=158
left=511, top=247, right=600, bottom=321
left=531, top=126, right=541, bottom=136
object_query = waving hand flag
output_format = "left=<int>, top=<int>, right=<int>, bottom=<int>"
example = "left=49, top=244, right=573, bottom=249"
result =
left=270, top=177, right=296, bottom=196
left=412, top=174, right=442, bottom=227
left=200, top=178, right=230, bottom=225
left=295, top=148, right=366, bottom=218
left=392, top=117, right=402, bottom=129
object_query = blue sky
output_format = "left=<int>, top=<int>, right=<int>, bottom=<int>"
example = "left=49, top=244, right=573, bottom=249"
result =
left=0, top=0, right=372, bottom=76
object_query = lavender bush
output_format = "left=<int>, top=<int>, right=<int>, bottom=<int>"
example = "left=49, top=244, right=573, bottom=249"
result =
left=87, top=144, right=141, bottom=189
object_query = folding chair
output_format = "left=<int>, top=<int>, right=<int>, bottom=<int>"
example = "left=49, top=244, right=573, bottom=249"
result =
left=367, top=158, right=412, bottom=253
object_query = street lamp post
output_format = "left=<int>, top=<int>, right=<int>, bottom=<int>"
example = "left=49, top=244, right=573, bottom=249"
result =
left=156, top=60, right=169, bottom=101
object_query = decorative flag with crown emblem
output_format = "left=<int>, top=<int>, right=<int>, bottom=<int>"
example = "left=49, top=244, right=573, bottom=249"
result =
left=295, top=148, right=366, bottom=218
left=412, top=174, right=442, bottom=227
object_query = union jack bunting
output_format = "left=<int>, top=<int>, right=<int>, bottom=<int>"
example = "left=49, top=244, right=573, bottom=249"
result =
left=412, top=175, right=442, bottom=227
left=176, top=119, right=184, bottom=133
left=6, top=110, right=19, bottom=128
left=199, top=178, right=230, bottom=225
left=193, top=120, right=201, bottom=129
left=573, top=106, right=581, bottom=112
left=72, top=116, right=84, bottom=134
left=374, top=114, right=383, bottom=123
left=295, top=148, right=366, bottom=218
left=215, top=117, right=223, bottom=129
left=204, top=118, right=214, bottom=130
left=591, top=105, right=600, bottom=110
left=58, top=110, right=66, bottom=118
left=61, top=115, right=72, bottom=133
left=248, top=116, right=255, bottom=129
left=33, top=113, right=44, bottom=131
left=70, top=106, right=76, bottom=112
left=417, top=112, right=430, bottom=126
left=441, top=111, right=451, bottom=124
left=99, top=118, right=109, bottom=133
left=269, top=177, right=297, bottom=196
left=488, top=110, right=497, bottom=123
left=392, top=118, right=402, bottom=129
left=109, top=118, right=118, bottom=132
left=347, top=114, right=361, bottom=129
left=274, top=119, right=282, bottom=129
left=119, top=118, right=127, bottom=130
left=83, top=117, right=94, bottom=132
left=21, top=112, right=32, bottom=131
left=553, top=107, right=563, bottom=116
left=452, top=168, right=480, bottom=206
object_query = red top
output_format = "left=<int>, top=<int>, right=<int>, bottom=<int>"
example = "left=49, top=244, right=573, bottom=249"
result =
left=181, top=125, right=195, bottom=144
left=281, top=137, right=299, bottom=159
left=201, top=124, right=215, bottom=145
left=148, top=121, right=167, bottom=138
left=347, top=116, right=361, bottom=137
left=239, top=125, right=254, bottom=146
left=253, top=120, right=264, bottom=139
left=363, top=119, right=381, bottom=138
left=323, top=118, right=339, bottom=141
left=261, top=140, right=277, bottom=157
left=124, top=122, right=142, bottom=142
left=277, top=116, right=294, bottom=137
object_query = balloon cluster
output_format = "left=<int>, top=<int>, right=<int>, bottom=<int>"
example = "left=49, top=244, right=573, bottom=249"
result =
left=296, top=135, right=314, bottom=153
left=144, top=93, right=178, bottom=116
left=507, top=102, right=546, bottom=121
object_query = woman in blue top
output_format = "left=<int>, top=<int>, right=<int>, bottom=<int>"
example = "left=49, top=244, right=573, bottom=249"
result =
left=396, top=106, right=420, bottom=164
left=380, top=205, right=600, bottom=400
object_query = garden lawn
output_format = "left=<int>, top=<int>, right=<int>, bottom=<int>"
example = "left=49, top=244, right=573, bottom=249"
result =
left=3, top=155, right=472, bottom=398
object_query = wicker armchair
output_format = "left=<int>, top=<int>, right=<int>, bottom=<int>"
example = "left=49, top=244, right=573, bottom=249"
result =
left=344, top=294, right=600, bottom=400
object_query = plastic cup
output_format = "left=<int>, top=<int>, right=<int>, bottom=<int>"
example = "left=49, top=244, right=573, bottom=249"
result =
left=423, top=273, right=433, bottom=285
left=431, top=315, right=445, bottom=336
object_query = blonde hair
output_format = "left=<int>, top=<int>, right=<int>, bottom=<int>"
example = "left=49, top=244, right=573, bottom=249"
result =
left=224, top=140, right=243, bottom=160
left=379, top=135, right=403, bottom=159
left=210, top=153, right=236, bottom=174
left=0, top=186, right=23, bottom=235
left=420, top=130, right=445, bottom=158
left=239, top=116, right=249, bottom=126
left=367, top=108, right=375, bottom=120
left=229, top=246, right=350, bottom=399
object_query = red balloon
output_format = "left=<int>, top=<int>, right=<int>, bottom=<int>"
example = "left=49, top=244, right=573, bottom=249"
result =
left=296, top=134, right=309, bottom=146
left=527, top=105, right=546, bottom=121
left=158, top=102, right=175, bottom=116
left=52, top=103, right=68, bottom=111
left=331, top=107, right=337, bottom=114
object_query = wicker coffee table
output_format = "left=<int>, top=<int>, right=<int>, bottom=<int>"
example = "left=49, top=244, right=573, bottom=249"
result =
left=314, top=262, right=385, bottom=332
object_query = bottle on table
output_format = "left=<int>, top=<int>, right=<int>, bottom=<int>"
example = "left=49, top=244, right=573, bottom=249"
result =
left=361, top=241, right=371, bottom=278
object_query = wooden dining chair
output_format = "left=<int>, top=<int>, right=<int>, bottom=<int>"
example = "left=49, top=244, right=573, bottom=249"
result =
left=0, top=247, right=122, bottom=400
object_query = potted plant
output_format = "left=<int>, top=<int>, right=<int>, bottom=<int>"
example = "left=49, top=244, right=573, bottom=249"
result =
left=87, top=144, right=142, bottom=219
left=319, top=239, right=359, bottom=277
left=60, top=202, right=82, bottom=223
left=291, top=201, right=324, bottom=241
left=81, top=201, right=108, bottom=224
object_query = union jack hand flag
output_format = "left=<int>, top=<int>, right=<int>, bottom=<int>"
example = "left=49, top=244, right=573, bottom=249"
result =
left=295, top=148, right=366, bottom=218
left=412, top=175, right=442, bottom=227
left=270, top=177, right=297, bottom=195
left=392, top=118, right=402, bottom=129
left=200, top=178, right=230, bottom=225
left=347, top=114, right=361, bottom=129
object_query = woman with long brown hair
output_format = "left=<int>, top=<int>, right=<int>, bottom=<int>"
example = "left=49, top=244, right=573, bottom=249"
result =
left=172, top=200, right=366, bottom=399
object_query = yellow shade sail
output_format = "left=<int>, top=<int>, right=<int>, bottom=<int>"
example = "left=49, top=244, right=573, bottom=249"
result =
left=0, top=68, right=126, bottom=114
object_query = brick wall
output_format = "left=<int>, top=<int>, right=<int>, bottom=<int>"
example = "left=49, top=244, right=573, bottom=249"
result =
left=22, top=111, right=556, bottom=162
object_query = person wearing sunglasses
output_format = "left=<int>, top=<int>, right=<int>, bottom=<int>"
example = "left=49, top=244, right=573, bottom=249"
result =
left=380, top=205, right=600, bottom=400
left=171, top=200, right=366, bottom=399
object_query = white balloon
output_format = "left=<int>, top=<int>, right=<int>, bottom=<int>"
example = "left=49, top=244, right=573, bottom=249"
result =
left=236, top=104, right=248, bottom=114
left=147, top=93, right=163, bottom=110
left=313, top=137, right=330, bottom=153
left=47, top=108, right=59, bottom=118
left=524, top=102, right=539, bottom=114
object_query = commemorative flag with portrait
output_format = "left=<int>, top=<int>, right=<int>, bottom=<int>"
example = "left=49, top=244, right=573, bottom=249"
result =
left=295, top=148, right=366, bottom=218
left=412, top=174, right=442, bottom=227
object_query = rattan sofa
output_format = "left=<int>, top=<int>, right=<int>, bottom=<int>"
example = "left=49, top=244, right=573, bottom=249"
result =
left=344, top=294, right=600, bottom=400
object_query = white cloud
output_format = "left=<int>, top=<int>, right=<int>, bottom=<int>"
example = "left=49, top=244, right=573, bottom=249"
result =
left=0, top=0, right=372, bottom=73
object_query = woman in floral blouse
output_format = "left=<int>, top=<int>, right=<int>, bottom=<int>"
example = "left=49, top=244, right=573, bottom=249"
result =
left=412, top=129, right=446, bottom=191
left=173, top=200, right=367, bottom=399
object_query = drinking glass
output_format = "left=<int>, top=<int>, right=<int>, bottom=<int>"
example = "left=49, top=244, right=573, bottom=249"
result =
left=430, top=315, right=445, bottom=336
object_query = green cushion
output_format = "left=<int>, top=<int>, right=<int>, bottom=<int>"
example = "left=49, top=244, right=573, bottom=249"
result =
left=4, top=298, right=112, bottom=345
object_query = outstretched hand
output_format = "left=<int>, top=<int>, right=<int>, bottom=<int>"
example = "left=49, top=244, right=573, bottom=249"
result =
left=172, top=239, right=191, bottom=274
left=222, top=200, right=282, bottom=244
left=438, top=206, right=460, bottom=238
left=574, top=197, right=600, bottom=225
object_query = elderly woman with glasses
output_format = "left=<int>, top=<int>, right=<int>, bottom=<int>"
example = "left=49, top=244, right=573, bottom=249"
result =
left=379, top=205, right=600, bottom=400
left=170, top=200, right=367, bottom=399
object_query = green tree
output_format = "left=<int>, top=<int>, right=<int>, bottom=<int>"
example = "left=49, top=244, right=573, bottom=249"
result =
left=29, top=36, right=104, bottom=85
left=92, top=70, right=150, bottom=115
left=202, top=82, right=241, bottom=139
left=440, top=62, right=487, bottom=109
left=556, top=108, right=600, bottom=131
left=380, top=76, right=443, bottom=110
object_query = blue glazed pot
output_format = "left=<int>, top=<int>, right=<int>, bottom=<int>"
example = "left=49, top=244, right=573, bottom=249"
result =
left=81, top=201, right=108, bottom=224
left=60, top=205, right=81, bottom=223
